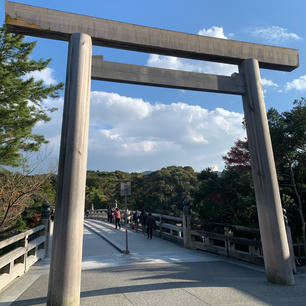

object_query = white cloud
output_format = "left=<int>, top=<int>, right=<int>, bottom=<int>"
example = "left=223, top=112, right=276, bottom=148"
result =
left=87, top=91, right=245, bottom=172
left=24, top=67, right=57, bottom=85
left=261, top=78, right=279, bottom=88
left=147, top=26, right=238, bottom=76
left=33, top=91, right=245, bottom=173
left=198, top=26, right=227, bottom=39
left=249, top=26, right=302, bottom=43
left=284, top=75, right=306, bottom=92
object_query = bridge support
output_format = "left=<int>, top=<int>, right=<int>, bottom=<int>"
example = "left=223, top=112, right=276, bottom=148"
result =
left=47, top=33, right=92, bottom=306
left=240, top=59, right=294, bottom=285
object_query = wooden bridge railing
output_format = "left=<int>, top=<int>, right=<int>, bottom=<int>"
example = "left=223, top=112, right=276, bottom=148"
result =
left=87, top=209, right=274, bottom=266
left=0, top=225, right=46, bottom=291
left=190, top=222, right=264, bottom=265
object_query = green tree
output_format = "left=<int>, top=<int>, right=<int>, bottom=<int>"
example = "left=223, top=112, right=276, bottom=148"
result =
left=0, top=26, right=63, bottom=167
left=194, top=168, right=257, bottom=227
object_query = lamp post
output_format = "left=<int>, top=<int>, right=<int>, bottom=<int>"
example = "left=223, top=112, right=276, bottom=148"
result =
left=120, top=181, right=131, bottom=254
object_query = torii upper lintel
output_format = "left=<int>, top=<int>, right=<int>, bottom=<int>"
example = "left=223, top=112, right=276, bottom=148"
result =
left=5, top=1, right=299, bottom=72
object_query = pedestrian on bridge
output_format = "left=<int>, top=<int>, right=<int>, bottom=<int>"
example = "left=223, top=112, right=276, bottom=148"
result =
left=133, top=209, right=140, bottom=230
left=140, top=210, right=147, bottom=234
left=107, top=206, right=113, bottom=223
left=146, top=212, right=156, bottom=239
left=115, top=207, right=121, bottom=229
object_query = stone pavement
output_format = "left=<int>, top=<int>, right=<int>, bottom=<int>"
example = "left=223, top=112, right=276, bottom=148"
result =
left=0, top=219, right=305, bottom=306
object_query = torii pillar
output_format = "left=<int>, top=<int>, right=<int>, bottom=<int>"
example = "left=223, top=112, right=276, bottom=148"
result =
left=47, top=33, right=92, bottom=306
left=240, top=59, right=295, bottom=285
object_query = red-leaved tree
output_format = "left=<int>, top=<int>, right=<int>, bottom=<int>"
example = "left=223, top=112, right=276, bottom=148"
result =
left=222, top=139, right=250, bottom=170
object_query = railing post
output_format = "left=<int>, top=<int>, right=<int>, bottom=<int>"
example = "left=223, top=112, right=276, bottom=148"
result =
left=285, top=225, right=297, bottom=274
left=183, top=201, right=192, bottom=248
left=24, top=234, right=28, bottom=273
left=41, top=201, right=51, bottom=258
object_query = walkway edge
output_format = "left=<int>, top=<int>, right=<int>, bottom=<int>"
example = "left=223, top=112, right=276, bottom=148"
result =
left=84, top=222, right=124, bottom=253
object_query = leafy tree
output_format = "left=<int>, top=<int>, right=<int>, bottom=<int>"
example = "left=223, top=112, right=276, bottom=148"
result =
left=223, top=139, right=250, bottom=170
left=0, top=170, right=54, bottom=233
left=194, top=168, right=256, bottom=227
left=0, top=26, right=63, bottom=167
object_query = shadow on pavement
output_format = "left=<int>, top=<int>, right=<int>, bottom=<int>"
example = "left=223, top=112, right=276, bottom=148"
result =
left=9, top=261, right=305, bottom=306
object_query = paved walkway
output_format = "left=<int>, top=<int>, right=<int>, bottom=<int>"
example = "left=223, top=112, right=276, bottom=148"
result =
left=0, top=219, right=305, bottom=306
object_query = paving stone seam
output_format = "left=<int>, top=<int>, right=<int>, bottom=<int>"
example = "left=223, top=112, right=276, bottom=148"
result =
left=84, top=222, right=124, bottom=253
left=182, top=287, right=213, bottom=306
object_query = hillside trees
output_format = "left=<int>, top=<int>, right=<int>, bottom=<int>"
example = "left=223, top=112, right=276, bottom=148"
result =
left=84, top=166, right=198, bottom=216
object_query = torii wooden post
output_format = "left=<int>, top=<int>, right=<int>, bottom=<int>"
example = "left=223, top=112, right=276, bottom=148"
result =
left=5, top=2, right=298, bottom=305
left=47, top=33, right=92, bottom=306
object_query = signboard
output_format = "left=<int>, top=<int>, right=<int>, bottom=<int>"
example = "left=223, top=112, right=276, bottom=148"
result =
left=120, top=181, right=131, bottom=196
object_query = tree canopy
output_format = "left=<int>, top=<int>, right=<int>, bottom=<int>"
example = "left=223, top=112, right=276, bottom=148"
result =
left=0, top=26, right=63, bottom=167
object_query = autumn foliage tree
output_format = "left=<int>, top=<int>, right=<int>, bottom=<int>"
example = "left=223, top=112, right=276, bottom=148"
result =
left=222, top=139, right=250, bottom=170
left=0, top=171, right=53, bottom=233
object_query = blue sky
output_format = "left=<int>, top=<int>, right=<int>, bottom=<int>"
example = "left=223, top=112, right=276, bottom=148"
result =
left=0, top=0, right=305, bottom=173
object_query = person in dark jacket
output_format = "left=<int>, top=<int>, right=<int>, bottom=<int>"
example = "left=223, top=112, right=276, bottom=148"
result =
left=140, top=210, right=147, bottom=234
left=146, top=212, right=156, bottom=239
left=133, top=209, right=140, bottom=230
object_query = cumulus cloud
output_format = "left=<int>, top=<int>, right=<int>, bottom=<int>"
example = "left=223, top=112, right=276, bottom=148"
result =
left=261, top=78, right=279, bottom=88
left=248, top=26, right=302, bottom=43
left=33, top=91, right=245, bottom=172
left=24, top=67, right=57, bottom=85
left=147, top=26, right=238, bottom=76
left=198, top=26, right=227, bottom=39
left=284, top=75, right=306, bottom=92
left=87, top=91, right=245, bottom=172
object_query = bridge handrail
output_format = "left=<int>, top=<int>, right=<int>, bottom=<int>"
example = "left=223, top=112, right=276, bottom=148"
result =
left=87, top=209, right=265, bottom=264
left=0, top=225, right=46, bottom=291
left=88, top=209, right=184, bottom=243
left=152, top=213, right=182, bottom=223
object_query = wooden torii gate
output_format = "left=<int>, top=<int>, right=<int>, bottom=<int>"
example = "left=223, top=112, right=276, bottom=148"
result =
left=5, top=2, right=299, bottom=306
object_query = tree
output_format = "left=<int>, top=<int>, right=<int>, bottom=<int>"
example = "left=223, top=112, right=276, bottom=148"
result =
left=0, top=170, right=54, bottom=233
left=194, top=168, right=256, bottom=227
left=223, top=139, right=250, bottom=170
left=0, top=26, right=63, bottom=167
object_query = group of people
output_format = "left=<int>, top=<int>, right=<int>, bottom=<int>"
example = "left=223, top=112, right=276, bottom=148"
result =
left=107, top=207, right=156, bottom=239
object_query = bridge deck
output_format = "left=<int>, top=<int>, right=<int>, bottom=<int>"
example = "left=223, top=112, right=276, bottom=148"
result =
left=0, top=219, right=305, bottom=306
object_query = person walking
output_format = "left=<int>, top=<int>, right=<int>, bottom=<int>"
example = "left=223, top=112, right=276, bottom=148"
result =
left=140, top=210, right=147, bottom=234
left=133, top=209, right=140, bottom=231
left=107, top=206, right=112, bottom=223
left=115, top=207, right=121, bottom=229
left=146, top=212, right=156, bottom=239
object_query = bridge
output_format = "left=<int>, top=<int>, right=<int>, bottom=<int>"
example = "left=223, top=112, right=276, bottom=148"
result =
left=0, top=214, right=305, bottom=306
